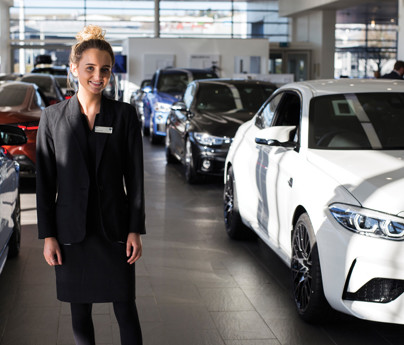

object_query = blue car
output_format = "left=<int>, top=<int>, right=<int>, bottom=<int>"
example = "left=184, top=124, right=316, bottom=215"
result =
left=142, top=68, right=218, bottom=144
left=0, top=125, right=27, bottom=274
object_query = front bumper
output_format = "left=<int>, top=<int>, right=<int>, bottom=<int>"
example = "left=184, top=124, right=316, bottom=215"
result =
left=154, top=111, right=169, bottom=136
left=192, top=143, right=230, bottom=176
left=316, top=213, right=404, bottom=324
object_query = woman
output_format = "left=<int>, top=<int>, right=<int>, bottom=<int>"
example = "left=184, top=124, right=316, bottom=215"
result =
left=36, top=25, right=145, bottom=345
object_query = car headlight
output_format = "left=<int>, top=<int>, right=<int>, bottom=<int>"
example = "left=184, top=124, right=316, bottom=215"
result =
left=194, top=132, right=232, bottom=146
left=329, top=203, right=404, bottom=240
left=154, top=102, right=171, bottom=113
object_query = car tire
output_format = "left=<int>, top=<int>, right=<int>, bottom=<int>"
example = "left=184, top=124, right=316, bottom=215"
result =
left=142, top=118, right=150, bottom=136
left=184, top=137, right=200, bottom=183
left=165, top=129, right=177, bottom=164
left=142, top=107, right=150, bottom=136
left=223, top=166, right=255, bottom=240
left=8, top=192, right=21, bottom=258
left=291, top=213, right=332, bottom=323
left=149, top=118, right=160, bottom=145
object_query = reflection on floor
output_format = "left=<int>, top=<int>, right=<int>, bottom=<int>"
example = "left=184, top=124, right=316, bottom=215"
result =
left=0, top=138, right=404, bottom=345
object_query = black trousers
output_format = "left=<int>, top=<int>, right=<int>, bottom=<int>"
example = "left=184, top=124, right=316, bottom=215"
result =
left=70, top=301, right=142, bottom=345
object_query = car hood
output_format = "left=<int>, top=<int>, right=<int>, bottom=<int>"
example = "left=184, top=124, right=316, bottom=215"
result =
left=0, top=110, right=41, bottom=123
left=192, top=110, right=255, bottom=137
left=307, top=150, right=404, bottom=215
left=156, top=92, right=182, bottom=104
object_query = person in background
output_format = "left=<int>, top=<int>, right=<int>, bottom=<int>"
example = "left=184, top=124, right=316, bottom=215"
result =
left=381, top=60, right=404, bottom=79
left=36, top=25, right=145, bottom=345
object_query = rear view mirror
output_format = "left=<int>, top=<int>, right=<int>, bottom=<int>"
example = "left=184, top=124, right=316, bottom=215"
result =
left=0, top=125, right=27, bottom=146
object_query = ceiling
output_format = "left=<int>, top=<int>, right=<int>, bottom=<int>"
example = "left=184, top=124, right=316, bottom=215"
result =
left=336, top=1, right=398, bottom=25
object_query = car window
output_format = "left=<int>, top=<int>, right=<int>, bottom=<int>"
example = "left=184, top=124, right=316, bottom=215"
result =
left=191, top=71, right=217, bottom=80
left=0, top=85, right=27, bottom=107
left=34, top=89, right=46, bottom=108
left=309, top=92, right=404, bottom=150
left=183, top=84, right=195, bottom=109
left=195, top=83, right=275, bottom=113
left=259, top=93, right=284, bottom=128
left=273, top=93, right=301, bottom=127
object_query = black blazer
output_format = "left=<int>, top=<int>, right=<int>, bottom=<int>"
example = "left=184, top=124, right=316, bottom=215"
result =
left=36, top=94, right=146, bottom=244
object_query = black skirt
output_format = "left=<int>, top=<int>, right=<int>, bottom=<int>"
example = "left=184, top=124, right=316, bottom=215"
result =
left=54, top=113, right=135, bottom=303
left=55, top=234, right=135, bottom=303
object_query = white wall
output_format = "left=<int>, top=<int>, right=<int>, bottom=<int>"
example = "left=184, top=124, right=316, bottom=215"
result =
left=122, top=37, right=269, bottom=88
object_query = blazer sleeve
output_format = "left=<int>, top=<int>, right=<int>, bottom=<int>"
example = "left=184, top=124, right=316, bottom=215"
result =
left=123, top=105, right=146, bottom=234
left=36, top=107, right=58, bottom=239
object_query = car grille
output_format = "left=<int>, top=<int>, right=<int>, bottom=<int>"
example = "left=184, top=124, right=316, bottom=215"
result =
left=344, top=278, right=404, bottom=303
left=157, top=123, right=166, bottom=133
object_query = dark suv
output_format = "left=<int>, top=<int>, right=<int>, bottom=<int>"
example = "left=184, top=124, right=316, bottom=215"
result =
left=142, top=68, right=218, bottom=144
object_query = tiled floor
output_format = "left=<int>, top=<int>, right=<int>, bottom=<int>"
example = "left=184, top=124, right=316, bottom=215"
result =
left=1, top=139, right=404, bottom=345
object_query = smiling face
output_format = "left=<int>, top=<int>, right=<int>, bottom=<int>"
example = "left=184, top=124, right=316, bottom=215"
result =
left=71, top=48, right=112, bottom=97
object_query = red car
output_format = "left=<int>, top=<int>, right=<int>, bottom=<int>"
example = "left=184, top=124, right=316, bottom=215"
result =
left=0, top=81, right=47, bottom=177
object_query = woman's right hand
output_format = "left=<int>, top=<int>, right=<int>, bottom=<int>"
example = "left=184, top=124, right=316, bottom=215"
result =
left=44, top=237, right=62, bottom=266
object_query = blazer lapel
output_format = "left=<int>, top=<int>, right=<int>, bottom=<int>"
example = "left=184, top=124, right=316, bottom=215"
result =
left=95, top=96, right=115, bottom=172
left=65, top=94, right=89, bottom=164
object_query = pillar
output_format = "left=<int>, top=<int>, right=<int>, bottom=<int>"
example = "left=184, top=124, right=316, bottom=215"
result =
left=398, top=0, right=404, bottom=60
left=0, top=0, right=12, bottom=73
left=292, top=9, right=336, bottom=79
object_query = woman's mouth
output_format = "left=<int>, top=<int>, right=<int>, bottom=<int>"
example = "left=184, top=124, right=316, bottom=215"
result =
left=90, top=81, right=103, bottom=88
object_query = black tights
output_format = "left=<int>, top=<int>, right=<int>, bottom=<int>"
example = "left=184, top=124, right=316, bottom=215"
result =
left=70, top=301, right=142, bottom=345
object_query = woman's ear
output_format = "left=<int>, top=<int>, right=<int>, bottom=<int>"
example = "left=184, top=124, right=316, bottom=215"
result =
left=70, top=63, right=78, bottom=78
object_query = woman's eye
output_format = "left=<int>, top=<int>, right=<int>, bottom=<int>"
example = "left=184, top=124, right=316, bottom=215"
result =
left=86, top=67, right=94, bottom=72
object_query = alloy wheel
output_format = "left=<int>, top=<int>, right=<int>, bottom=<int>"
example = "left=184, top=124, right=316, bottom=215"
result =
left=291, top=221, right=312, bottom=313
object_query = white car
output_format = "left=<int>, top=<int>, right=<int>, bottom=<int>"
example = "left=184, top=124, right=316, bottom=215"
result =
left=224, top=78, right=404, bottom=324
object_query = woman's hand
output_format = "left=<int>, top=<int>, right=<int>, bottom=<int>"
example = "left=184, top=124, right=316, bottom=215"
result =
left=44, top=237, right=62, bottom=266
left=126, top=233, right=142, bottom=264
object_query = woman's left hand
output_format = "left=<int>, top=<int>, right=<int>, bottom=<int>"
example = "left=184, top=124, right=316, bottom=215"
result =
left=126, top=233, right=142, bottom=264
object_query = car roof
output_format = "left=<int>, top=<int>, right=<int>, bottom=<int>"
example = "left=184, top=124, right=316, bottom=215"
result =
left=192, top=78, right=277, bottom=86
left=158, top=68, right=215, bottom=74
left=279, top=78, right=404, bottom=97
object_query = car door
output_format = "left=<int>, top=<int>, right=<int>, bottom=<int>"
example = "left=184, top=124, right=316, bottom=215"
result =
left=234, top=92, right=283, bottom=234
left=0, top=147, right=16, bottom=260
left=254, top=92, right=301, bottom=249
left=170, top=83, right=196, bottom=158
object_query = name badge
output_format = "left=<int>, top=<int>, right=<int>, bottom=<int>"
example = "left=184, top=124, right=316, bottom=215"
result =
left=94, top=126, right=113, bottom=134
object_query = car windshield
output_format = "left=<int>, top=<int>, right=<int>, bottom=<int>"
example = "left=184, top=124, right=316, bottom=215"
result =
left=55, top=76, right=67, bottom=88
left=0, top=84, right=27, bottom=107
left=157, top=73, right=189, bottom=94
left=157, top=71, right=216, bottom=94
left=309, top=93, right=404, bottom=150
left=195, top=83, right=275, bottom=113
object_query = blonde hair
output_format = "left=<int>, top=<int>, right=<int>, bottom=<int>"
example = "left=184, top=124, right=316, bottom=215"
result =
left=70, top=25, right=115, bottom=66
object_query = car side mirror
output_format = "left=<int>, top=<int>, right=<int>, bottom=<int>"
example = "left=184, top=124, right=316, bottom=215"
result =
left=172, top=101, right=189, bottom=113
left=0, top=125, right=27, bottom=146
left=255, top=126, right=296, bottom=147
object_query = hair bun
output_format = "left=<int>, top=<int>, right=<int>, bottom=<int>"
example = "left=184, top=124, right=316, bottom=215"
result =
left=76, top=25, right=106, bottom=42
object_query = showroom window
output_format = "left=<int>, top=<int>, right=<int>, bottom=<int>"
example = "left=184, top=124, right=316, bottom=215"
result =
left=9, top=0, right=290, bottom=73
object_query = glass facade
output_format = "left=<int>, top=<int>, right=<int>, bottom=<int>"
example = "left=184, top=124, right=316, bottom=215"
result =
left=10, top=0, right=290, bottom=72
